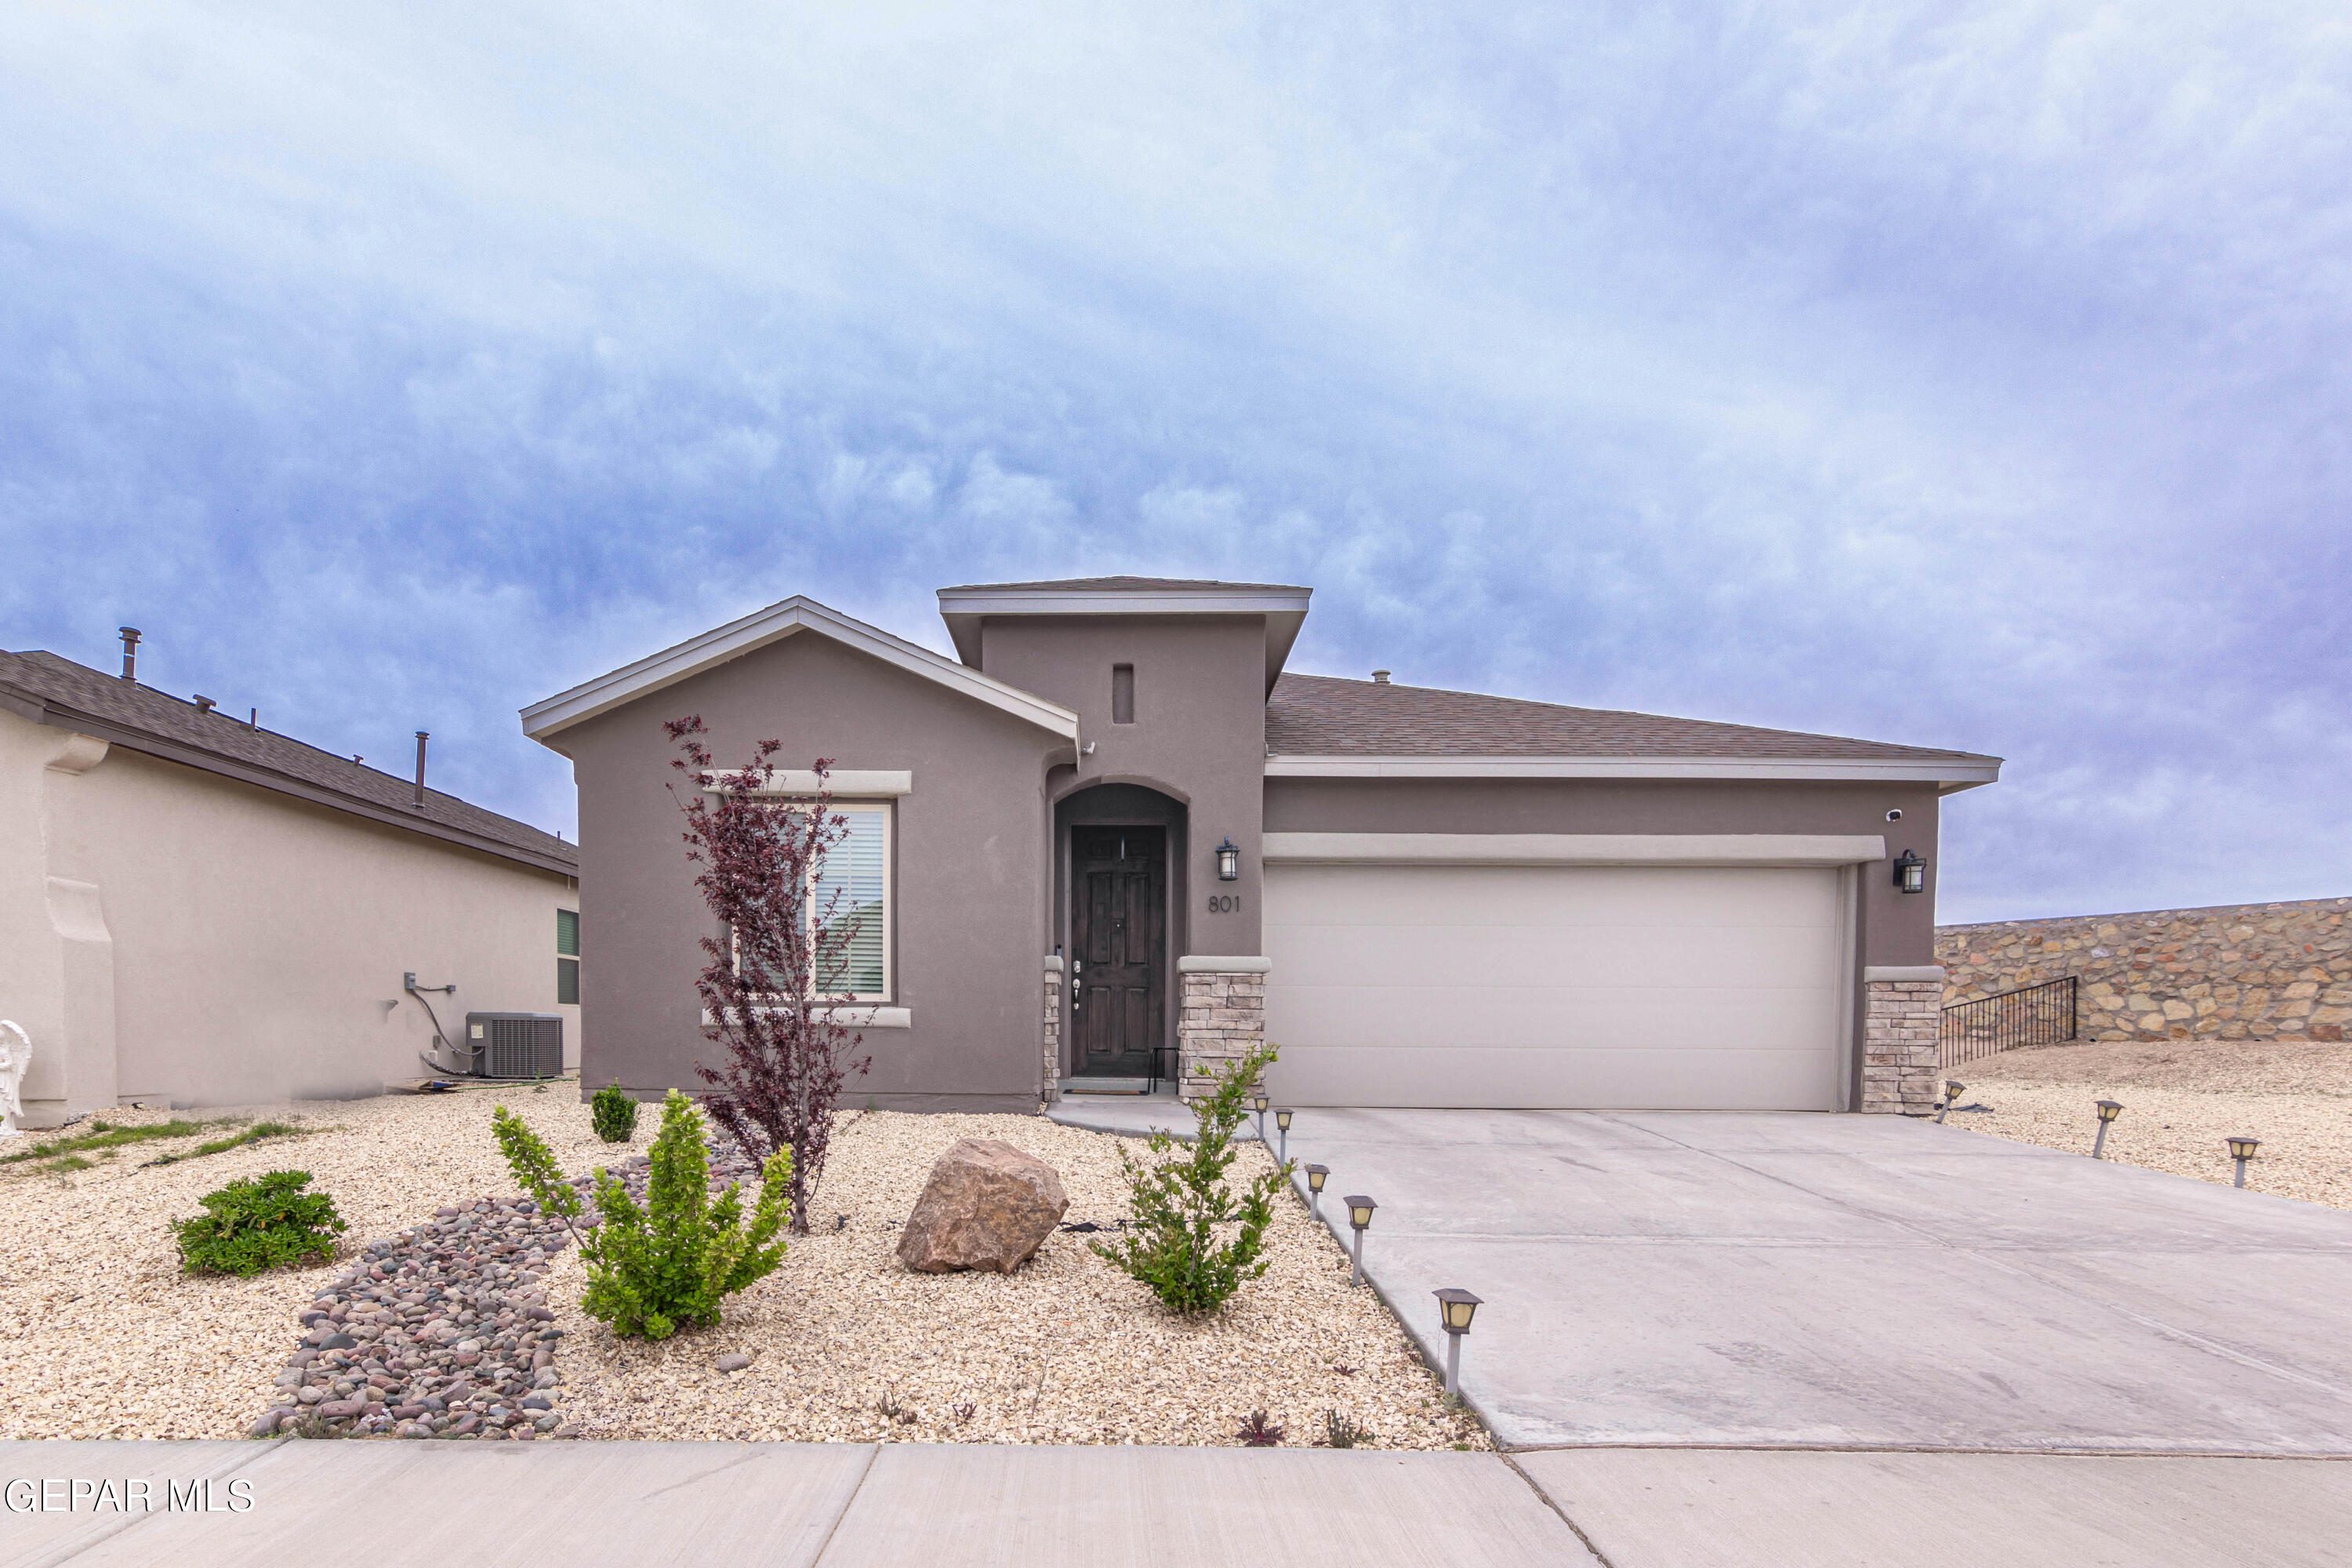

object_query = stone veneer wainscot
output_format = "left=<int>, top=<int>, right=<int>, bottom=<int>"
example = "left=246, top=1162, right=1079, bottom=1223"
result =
left=1040, top=956, right=1063, bottom=1105
left=1176, top=957, right=1269, bottom=1103
left=1861, top=966, right=1943, bottom=1116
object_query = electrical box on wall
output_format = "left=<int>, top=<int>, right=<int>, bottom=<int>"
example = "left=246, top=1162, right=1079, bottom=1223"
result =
left=465, top=1013, right=564, bottom=1080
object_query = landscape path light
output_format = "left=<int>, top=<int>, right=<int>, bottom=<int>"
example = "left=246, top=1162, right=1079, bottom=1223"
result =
left=2228, top=1136, right=2260, bottom=1189
left=1250, top=1089, right=1269, bottom=1145
left=1274, top=1108, right=1294, bottom=1166
left=1936, top=1082, right=1965, bottom=1125
left=2092, top=1099, right=2125, bottom=1160
left=1345, top=1195, right=1377, bottom=1287
left=1433, top=1288, right=1483, bottom=1403
left=1305, top=1163, right=1329, bottom=1222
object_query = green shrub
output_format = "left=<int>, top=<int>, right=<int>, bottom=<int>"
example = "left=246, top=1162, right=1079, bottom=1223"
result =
left=1091, top=1044, right=1290, bottom=1314
left=174, top=1171, right=347, bottom=1276
left=591, top=1082, right=640, bottom=1143
left=493, top=1089, right=791, bottom=1339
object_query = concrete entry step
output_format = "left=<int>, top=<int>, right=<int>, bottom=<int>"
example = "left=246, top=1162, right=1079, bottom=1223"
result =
left=1059, top=1076, right=1152, bottom=1094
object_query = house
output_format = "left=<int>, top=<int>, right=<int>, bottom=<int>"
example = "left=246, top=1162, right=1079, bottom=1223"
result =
left=1, top=637, right=580, bottom=1126
left=522, top=578, right=1999, bottom=1116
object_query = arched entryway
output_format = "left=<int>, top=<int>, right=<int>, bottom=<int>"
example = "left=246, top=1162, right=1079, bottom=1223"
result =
left=1054, top=782, right=1188, bottom=1084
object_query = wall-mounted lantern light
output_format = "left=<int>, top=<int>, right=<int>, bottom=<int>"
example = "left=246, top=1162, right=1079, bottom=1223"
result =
left=1345, top=1195, right=1377, bottom=1287
left=1433, top=1288, right=1483, bottom=1402
left=1305, top=1163, right=1329, bottom=1221
left=1216, top=838, right=1241, bottom=881
left=1893, top=850, right=1927, bottom=895
left=2227, top=1136, right=2260, bottom=1189
left=2092, top=1098, right=2125, bottom=1160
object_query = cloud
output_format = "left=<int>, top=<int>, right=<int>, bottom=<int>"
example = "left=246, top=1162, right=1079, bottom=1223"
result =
left=1, top=2, right=2347, bottom=920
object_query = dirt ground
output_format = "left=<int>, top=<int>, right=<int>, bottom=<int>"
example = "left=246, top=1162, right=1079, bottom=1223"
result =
left=1944, top=1036, right=2352, bottom=1210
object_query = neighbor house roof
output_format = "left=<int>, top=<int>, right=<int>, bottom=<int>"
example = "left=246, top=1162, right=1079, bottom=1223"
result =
left=522, top=595, right=1080, bottom=746
left=1264, top=673, right=2002, bottom=791
left=0, top=649, right=579, bottom=875
left=937, top=577, right=1312, bottom=691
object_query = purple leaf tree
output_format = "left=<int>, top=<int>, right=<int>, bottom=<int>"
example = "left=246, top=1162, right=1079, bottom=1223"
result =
left=666, top=715, right=871, bottom=1236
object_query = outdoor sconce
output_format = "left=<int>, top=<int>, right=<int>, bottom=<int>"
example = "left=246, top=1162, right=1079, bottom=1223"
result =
left=2092, top=1099, right=2125, bottom=1160
left=1275, top=1108, right=1294, bottom=1166
left=1893, top=850, right=1927, bottom=895
left=2227, top=1136, right=2260, bottom=1189
left=1936, top=1081, right=1964, bottom=1125
left=1433, top=1288, right=1483, bottom=1402
left=1305, top=1163, right=1329, bottom=1221
left=1216, top=838, right=1240, bottom=881
left=1345, top=1195, right=1377, bottom=1287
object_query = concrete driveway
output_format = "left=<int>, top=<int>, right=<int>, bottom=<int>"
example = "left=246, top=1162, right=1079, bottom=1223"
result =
left=1283, top=1110, right=2352, bottom=1454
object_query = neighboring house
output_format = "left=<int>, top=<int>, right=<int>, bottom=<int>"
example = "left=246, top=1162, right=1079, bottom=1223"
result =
left=523, top=578, right=1999, bottom=1116
left=1, top=641, right=580, bottom=1127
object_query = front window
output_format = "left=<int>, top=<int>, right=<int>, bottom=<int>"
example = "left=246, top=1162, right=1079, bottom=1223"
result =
left=734, top=803, right=891, bottom=1001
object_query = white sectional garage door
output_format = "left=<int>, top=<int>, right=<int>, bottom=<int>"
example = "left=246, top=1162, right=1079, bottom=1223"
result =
left=1262, top=863, right=1848, bottom=1110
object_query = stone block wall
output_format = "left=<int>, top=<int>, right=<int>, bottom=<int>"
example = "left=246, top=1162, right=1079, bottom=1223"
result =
left=1936, top=897, right=2352, bottom=1044
left=1860, top=977, right=1941, bottom=1114
left=1178, top=965, right=1266, bottom=1103
left=1041, top=959, right=1062, bottom=1105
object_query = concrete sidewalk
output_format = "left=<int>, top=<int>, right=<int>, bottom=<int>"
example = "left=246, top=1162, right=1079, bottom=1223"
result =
left=10, top=1440, right=2352, bottom=1566
left=0, top=1440, right=1591, bottom=1568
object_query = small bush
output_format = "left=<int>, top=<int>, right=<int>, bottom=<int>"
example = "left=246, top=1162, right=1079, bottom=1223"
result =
left=1237, top=1410, right=1285, bottom=1446
left=1091, top=1044, right=1290, bottom=1314
left=494, top=1089, right=791, bottom=1340
left=175, top=1171, right=346, bottom=1276
left=591, top=1082, right=640, bottom=1143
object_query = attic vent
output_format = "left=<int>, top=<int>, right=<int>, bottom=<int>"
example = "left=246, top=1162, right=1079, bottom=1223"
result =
left=466, top=1012, right=564, bottom=1080
left=1371, top=670, right=1392, bottom=684
left=194, top=695, right=216, bottom=714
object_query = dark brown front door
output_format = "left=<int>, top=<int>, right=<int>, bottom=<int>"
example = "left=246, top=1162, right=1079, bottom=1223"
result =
left=1071, top=826, right=1166, bottom=1077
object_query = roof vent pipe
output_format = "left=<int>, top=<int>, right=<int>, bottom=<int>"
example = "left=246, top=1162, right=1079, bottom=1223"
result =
left=1371, top=670, right=1391, bottom=684
left=118, top=627, right=142, bottom=683
left=413, top=731, right=430, bottom=810
left=194, top=695, right=216, bottom=714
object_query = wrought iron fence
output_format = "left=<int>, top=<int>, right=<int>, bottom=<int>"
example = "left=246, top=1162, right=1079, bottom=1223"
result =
left=1940, top=976, right=2078, bottom=1068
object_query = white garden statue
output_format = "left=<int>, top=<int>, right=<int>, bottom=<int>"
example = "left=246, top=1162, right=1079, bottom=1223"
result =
left=0, top=1021, right=30, bottom=1139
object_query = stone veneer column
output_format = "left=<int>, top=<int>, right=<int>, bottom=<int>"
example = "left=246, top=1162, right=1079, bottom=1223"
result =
left=1041, top=956, right=1064, bottom=1105
left=1176, top=956, right=1269, bottom=1103
left=1861, top=964, right=1944, bottom=1115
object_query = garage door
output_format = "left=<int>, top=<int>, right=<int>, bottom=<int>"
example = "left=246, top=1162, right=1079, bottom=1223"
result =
left=1262, top=863, right=1848, bottom=1110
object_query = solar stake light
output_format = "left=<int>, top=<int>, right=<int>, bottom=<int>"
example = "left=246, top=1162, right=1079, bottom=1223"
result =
left=1433, top=1288, right=1483, bottom=1402
left=1936, top=1081, right=1965, bottom=1125
left=1274, top=1108, right=1294, bottom=1166
left=1250, top=1089, right=1269, bottom=1142
left=1345, top=1195, right=1377, bottom=1287
left=2227, top=1136, right=2260, bottom=1189
left=2092, top=1099, right=2125, bottom=1160
left=1305, top=1163, right=1329, bottom=1221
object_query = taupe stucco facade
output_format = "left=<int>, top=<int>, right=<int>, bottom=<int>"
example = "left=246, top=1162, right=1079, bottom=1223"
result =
left=524, top=579, right=1998, bottom=1116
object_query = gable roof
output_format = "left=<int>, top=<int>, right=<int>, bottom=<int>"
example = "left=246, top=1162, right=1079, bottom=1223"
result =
left=1265, top=673, right=2002, bottom=791
left=936, top=576, right=1312, bottom=692
left=0, top=649, right=578, bottom=875
left=521, top=595, right=1080, bottom=746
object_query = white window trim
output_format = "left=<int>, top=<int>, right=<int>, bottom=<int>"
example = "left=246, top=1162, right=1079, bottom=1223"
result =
left=702, top=1004, right=911, bottom=1029
left=702, top=769, right=912, bottom=797
left=728, top=801, right=895, bottom=1004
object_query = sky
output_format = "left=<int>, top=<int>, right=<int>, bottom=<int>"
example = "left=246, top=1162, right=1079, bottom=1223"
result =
left=2, top=3, right=2347, bottom=924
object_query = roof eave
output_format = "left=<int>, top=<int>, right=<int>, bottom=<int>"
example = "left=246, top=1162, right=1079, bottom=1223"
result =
left=935, top=585, right=1313, bottom=691
left=1261, top=754, right=2003, bottom=789
left=522, top=595, right=1080, bottom=746
left=7, top=688, right=579, bottom=877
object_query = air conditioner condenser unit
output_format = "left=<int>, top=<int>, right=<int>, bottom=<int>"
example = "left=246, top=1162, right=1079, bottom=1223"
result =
left=465, top=1012, right=564, bottom=1080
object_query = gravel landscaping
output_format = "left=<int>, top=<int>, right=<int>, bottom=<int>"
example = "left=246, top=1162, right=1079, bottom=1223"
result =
left=1948, top=1037, right=2352, bottom=1210
left=0, top=1086, right=1485, bottom=1451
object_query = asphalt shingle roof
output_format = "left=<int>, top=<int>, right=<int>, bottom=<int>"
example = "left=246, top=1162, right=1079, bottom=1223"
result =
left=1265, top=672, right=1994, bottom=762
left=0, top=648, right=576, bottom=873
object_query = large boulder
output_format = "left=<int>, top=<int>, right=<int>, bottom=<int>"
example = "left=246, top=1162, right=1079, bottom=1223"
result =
left=896, top=1138, right=1069, bottom=1274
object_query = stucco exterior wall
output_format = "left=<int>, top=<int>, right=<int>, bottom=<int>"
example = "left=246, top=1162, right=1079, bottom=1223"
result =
left=552, top=630, right=1064, bottom=1113
left=982, top=615, right=1269, bottom=960
left=0, top=707, right=578, bottom=1123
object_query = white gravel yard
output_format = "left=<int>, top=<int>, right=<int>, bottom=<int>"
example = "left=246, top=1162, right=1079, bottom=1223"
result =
left=0, top=1087, right=1483, bottom=1451
left=1948, top=1037, right=2352, bottom=1211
